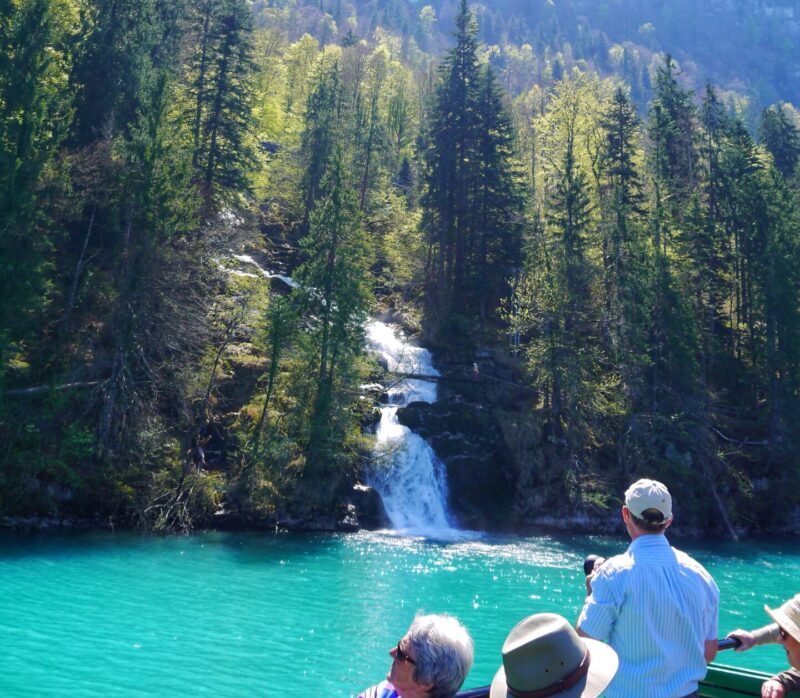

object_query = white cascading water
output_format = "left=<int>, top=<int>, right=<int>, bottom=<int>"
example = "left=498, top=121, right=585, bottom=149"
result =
left=365, top=321, right=460, bottom=538
left=225, top=255, right=460, bottom=538
left=230, top=253, right=298, bottom=288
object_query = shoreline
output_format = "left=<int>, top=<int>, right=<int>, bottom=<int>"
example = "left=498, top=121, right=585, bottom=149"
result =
left=3, top=513, right=798, bottom=540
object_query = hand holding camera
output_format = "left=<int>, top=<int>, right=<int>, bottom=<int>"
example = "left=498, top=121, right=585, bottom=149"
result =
left=583, top=554, right=606, bottom=596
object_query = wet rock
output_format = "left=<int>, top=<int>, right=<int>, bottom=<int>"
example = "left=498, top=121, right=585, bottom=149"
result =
left=349, top=484, right=389, bottom=529
left=396, top=401, right=515, bottom=530
left=337, top=504, right=360, bottom=532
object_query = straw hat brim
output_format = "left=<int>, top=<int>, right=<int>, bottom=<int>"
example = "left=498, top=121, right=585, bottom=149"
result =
left=489, top=638, right=619, bottom=698
left=765, top=603, right=800, bottom=644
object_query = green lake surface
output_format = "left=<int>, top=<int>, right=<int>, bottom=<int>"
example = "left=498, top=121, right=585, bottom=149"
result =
left=1, top=529, right=796, bottom=697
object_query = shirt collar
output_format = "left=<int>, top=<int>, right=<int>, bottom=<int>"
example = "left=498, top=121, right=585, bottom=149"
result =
left=627, top=533, right=670, bottom=553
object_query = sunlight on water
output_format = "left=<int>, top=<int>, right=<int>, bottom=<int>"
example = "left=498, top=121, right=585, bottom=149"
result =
left=1, top=529, right=797, bottom=697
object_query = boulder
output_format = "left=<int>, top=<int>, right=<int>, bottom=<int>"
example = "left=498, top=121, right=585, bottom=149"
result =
left=396, top=401, right=515, bottom=530
left=349, top=484, right=389, bottom=529
left=337, top=504, right=360, bottom=532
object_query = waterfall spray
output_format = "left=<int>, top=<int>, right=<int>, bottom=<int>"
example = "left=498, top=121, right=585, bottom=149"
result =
left=365, top=321, right=460, bottom=538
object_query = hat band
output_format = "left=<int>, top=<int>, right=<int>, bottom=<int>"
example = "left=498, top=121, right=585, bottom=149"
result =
left=506, top=649, right=591, bottom=698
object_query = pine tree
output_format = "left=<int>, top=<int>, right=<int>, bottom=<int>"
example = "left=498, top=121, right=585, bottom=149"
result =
left=676, top=84, right=730, bottom=383
left=422, top=1, right=522, bottom=338
left=71, top=0, right=186, bottom=145
left=470, top=65, right=523, bottom=320
left=521, top=77, right=601, bottom=457
left=597, top=86, right=649, bottom=401
left=183, top=0, right=256, bottom=211
left=0, top=0, right=75, bottom=384
left=648, top=55, right=697, bottom=211
left=646, top=84, right=698, bottom=414
left=300, top=57, right=342, bottom=231
left=421, top=0, right=481, bottom=333
left=759, top=106, right=800, bottom=180
left=292, top=147, right=372, bottom=489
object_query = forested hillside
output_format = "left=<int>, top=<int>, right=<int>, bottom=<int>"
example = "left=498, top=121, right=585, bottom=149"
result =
left=1, top=0, right=799, bottom=535
left=254, top=0, right=800, bottom=120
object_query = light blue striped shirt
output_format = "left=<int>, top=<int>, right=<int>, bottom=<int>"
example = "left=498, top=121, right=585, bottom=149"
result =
left=577, top=534, right=719, bottom=698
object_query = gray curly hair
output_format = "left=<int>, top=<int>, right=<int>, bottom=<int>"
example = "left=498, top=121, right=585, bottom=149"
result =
left=407, top=614, right=474, bottom=698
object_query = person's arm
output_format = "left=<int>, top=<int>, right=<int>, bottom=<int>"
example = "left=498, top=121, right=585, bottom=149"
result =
left=728, top=623, right=781, bottom=651
left=762, top=679, right=786, bottom=698
left=705, top=577, right=720, bottom=663
left=576, top=566, right=620, bottom=643
left=762, top=668, right=800, bottom=698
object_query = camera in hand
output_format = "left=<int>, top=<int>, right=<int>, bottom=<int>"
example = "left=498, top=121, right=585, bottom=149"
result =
left=583, top=554, right=606, bottom=576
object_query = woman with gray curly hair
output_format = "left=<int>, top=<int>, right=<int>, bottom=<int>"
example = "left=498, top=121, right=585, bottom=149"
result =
left=358, top=613, right=474, bottom=698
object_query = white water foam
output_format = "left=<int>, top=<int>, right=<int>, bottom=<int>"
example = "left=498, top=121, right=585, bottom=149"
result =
left=366, top=321, right=468, bottom=540
left=230, top=253, right=298, bottom=288
left=219, top=257, right=467, bottom=540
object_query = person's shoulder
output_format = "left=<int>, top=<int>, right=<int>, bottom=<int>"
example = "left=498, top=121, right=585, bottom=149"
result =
left=597, top=551, right=634, bottom=577
left=672, top=547, right=718, bottom=586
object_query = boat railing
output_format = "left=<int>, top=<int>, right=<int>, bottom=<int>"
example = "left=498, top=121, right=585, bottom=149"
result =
left=455, top=663, right=773, bottom=698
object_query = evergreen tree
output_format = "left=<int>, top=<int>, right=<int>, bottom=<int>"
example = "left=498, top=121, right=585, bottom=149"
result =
left=292, top=147, right=372, bottom=493
left=759, top=106, right=800, bottom=180
left=421, top=0, right=481, bottom=333
left=676, top=84, right=730, bottom=383
left=0, top=0, right=75, bottom=384
left=648, top=55, right=697, bottom=210
left=183, top=0, right=257, bottom=210
left=422, top=1, right=522, bottom=338
left=71, top=0, right=186, bottom=145
left=471, top=64, right=523, bottom=320
left=646, top=82, right=698, bottom=414
left=300, top=57, right=342, bottom=230
left=597, top=86, right=649, bottom=400
left=512, top=77, right=605, bottom=461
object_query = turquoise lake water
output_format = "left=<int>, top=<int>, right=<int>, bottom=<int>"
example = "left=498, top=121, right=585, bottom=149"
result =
left=1, top=529, right=797, bottom=697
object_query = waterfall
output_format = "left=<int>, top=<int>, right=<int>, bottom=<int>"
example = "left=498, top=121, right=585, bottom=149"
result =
left=225, top=254, right=460, bottom=537
left=365, top=321, right=460, bottom=538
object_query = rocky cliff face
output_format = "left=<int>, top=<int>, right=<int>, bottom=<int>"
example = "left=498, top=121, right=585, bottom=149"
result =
left=396, top=399, right=515, bottom=530
left=390, top=346, right=555, bottom=531
left=394, top=345, right=630, bottom=535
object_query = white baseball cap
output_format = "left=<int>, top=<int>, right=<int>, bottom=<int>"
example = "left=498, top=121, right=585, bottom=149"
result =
left=624, top=478, right=672, bottom=522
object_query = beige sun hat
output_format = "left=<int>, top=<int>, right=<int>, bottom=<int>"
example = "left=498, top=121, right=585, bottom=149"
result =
left=624, top=478, right=672, bottom=522
left=765, top=594, right=800, bottom=643
left=490, top=614, right=618, bottom=698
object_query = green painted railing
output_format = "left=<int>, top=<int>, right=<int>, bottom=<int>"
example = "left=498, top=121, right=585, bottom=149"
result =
left=456, top=662, right=772, bottom=698
left=700, top=663, right=771, bottom=697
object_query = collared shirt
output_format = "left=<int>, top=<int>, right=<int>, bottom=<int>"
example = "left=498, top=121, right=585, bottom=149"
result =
left=577, top=534, right=719, bottom=698
left=358, top=681, right=398, bottom=698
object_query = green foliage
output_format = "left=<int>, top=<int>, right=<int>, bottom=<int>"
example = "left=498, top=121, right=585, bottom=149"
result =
left=182, top=0, right=257, bottom=210
left=759, top=105, right=800, bottom=180
left=292, top=147, right=373, bottom=493
left=0, top=0, right=77, bottom=384
left=422, top=0, right=523, bottom=340
left=3, top=0, right=800, bottom=535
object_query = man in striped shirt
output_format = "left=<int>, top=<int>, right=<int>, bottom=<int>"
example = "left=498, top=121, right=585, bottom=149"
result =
left=577, top=478, right=720, bottom=698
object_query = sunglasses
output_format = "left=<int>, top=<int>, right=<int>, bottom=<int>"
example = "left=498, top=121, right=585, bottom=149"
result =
left=779, top=627, right=790, bottom=641
left=395, top=641, right=417, bottom=665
